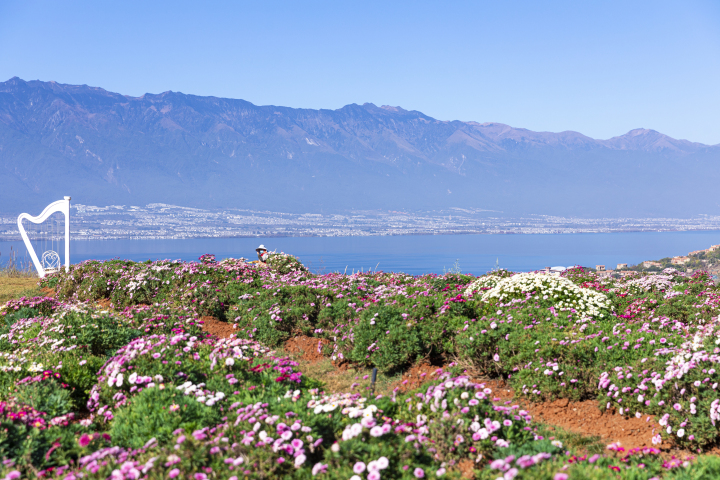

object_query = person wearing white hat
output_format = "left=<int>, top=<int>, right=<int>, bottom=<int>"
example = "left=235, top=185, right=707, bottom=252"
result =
left=256, top=245, right=269, bottom=263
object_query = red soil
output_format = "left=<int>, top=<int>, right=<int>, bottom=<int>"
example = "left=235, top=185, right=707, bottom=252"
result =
left=41, top=287, right=56, bottom=297
left=96, top=298, right=112, bottom=309
left=480, top=379, right=662, bottom=450
left=199, top=316, right=235, bottom=339
left=284, top=335, right=330, bottom=363
left=397, top=362, right=445, bottom=393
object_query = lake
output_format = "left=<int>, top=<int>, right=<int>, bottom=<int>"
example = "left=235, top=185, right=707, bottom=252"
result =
left=2, top=231, right=720, bottom=275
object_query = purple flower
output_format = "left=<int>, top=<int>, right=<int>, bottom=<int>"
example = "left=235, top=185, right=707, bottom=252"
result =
left=414, top=467, right=425, bottom=478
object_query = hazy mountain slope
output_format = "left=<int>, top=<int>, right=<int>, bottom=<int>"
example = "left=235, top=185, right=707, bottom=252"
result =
left=1, top=77, right=719, bottom=217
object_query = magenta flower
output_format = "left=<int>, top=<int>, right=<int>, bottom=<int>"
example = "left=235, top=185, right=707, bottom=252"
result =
left=78, top=433, right=91, bottom=447
left=168, top=469, right=180, bottom=478
left=673, top=403, right=682, bottom=411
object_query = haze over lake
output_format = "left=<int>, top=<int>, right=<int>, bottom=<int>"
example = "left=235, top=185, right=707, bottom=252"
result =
left=3, top=231, right=720, bottom=276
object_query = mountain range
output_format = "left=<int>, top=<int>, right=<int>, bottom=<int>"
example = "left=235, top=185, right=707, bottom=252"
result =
left=1, top=76, right=719, bottom=217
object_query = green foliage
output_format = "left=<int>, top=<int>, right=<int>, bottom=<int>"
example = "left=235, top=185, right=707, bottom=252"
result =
left=14, top=378, right=74, bottom=418
left=109, top=387, right=222, bottom=448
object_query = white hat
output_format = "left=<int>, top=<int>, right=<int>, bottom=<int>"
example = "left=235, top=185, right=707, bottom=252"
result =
left=256, top=245, right=267, bottom=251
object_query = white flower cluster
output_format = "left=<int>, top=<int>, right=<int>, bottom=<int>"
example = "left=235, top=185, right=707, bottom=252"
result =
left=463, top=276, right=503, bottom=296
left=623, top=274, right=675, bottom=293
left=28, top=362, right=44, bottom=372
left=176, top=380, right=226, bottom=406
left=306, top=391, right=371, bottom=417
left=478, top=272, right=610, bottom=320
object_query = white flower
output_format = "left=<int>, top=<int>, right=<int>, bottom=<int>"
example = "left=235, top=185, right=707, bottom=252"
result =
left=677, top=428, right=685, bottom=437
left=225, top=358, right=235, bottom=366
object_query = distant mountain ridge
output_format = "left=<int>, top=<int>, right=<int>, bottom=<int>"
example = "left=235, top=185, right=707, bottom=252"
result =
left=1, top=77, right=719, bottom=217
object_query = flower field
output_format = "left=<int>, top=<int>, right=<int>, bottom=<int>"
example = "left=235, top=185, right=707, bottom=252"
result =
left=1, top=254, right=720, bottom=479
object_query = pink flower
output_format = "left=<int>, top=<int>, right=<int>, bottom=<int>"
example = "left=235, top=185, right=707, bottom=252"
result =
left=354, top=462, right=366, bottom=474
left=414, top=467, right=425, bottom=478
left=176, top=435, right=186, bottom=444
left=277, top=457, right=285, bottom=464
left=554, top=474, right=568, bottom=480
left=78, top=433, right=91, bottom=447
left=168, top=469, right=180, bottom=478
left=673, top=403, right=682, bottom=411
left=312, top=463, right=327, bottom=476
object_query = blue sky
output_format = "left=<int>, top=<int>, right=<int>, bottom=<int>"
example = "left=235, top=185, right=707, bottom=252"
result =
left=1, top=0, right=719, bottom=144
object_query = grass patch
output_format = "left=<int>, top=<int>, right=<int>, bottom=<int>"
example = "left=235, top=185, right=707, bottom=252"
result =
left=0, top=277, right=41, bottom=304
left=537, top=422, right=606, bottom=456
left=277, top=347, right=403, bottom=396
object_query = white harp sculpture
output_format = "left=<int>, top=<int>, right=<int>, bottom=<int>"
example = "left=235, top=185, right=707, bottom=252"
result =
left=17, top=197, right=71, bottom=278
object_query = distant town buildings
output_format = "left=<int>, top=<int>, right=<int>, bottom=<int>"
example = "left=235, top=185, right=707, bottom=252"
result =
left=596, top=265, right=606, bottom=271
left=671, top=256, right=690, bottom=265
left=616, top=263, right=628, bottom=269
left=643, top=261, right=662, bottom=268
left=2, top=205, right=720, bottom=247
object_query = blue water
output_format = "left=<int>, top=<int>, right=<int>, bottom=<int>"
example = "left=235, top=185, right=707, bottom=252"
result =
left=2, top=231, right=719, bottom=276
